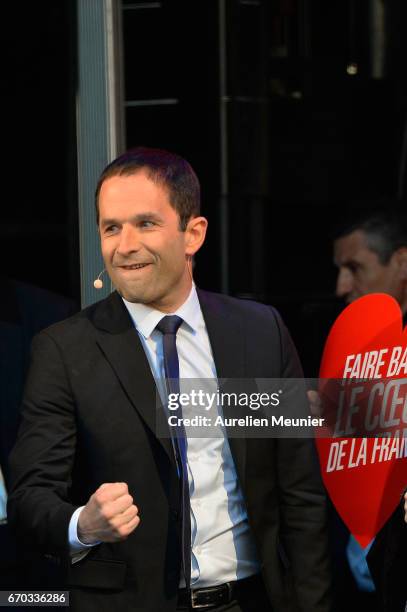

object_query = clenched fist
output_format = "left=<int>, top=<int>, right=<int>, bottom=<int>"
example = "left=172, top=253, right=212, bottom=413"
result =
left=77, top=482, right=140, bottom=544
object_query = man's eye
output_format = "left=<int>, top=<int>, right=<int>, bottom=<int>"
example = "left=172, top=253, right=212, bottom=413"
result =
left=105, top=225, right=119, bottom=233
left=140, top=220, right=155, bottom=228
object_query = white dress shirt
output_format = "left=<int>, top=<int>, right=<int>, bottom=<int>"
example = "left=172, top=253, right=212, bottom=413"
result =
left=69, top=285, right=260, bottom=586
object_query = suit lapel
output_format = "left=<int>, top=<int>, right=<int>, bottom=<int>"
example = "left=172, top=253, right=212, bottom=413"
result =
left=197, top=289, right=247, bottom=485
left=92, top=292, right=176, bottom=469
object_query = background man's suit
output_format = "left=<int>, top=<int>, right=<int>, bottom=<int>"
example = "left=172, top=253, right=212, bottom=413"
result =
left=0, top=277, right=76, bottom=588
left=367, top=497, right=407, bottom=611
left=8, top=289, right=332, bottom=611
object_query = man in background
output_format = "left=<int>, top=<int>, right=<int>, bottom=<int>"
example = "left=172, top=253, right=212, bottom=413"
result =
left=0, top=277, right=76, bottom=587
left=332, top=211, right=407, bottom=612
left=334, top=212, right=407, bottom=310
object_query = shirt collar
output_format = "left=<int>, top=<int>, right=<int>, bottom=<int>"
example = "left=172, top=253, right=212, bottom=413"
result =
left=122, top=284, right=201, bottom=339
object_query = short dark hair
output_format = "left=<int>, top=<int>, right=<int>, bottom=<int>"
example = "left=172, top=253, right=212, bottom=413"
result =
left=335, top=210, right=407, bottom=264
left=95, top=147, right=200, bottom=231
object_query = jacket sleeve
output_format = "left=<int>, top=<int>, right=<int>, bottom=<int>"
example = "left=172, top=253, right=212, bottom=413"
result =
left=7, top=330, right=78, bottom=557
left=272, top=309, right=333, bottom=612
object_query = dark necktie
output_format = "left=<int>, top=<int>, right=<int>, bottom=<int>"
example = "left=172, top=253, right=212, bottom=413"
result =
left=156, top=315, right=191, bottom=589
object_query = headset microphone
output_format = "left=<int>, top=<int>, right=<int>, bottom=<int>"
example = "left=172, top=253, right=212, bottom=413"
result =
left=93, top=269, right=106, bottom=289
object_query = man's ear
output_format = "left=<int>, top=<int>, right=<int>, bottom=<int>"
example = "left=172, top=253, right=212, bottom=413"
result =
left=394, top=248, right=407, bottom=280
left=184, top=216, right=208, bottom=257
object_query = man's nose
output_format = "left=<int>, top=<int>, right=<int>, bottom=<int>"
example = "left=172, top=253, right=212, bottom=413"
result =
left=116, top=225, right=141, bottom=255
left=336, top=268, right=353, bottom=298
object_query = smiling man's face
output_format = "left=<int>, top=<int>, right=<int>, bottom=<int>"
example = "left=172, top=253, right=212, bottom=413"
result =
left=99, top=171, right=194, bottom=312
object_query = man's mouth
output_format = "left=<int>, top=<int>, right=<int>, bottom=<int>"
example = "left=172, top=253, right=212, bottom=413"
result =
left=118, top=263, right=150, bottom=270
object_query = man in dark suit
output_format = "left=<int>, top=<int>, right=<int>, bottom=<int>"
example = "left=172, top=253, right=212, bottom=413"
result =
left=333, top=211, right=407, bottom=611
left=8, top=147, right=332, bottom=611
left=0, top=278, right=76, bottom=588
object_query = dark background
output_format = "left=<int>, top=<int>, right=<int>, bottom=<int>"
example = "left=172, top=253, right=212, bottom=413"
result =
left=2, top=0, right=407, bottom=370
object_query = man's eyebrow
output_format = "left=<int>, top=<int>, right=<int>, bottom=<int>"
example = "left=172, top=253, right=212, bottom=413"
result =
left=100, top=218, right=118, bottom=227
left=334, top=255, right=358, bottom=267
left=341, top=257, right=362, bottom=268
left=133, top=212, right=163, bottom=223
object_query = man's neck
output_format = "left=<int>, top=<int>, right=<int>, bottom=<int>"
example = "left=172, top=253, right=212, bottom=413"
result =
left=147, top=280, right=194, bottom=314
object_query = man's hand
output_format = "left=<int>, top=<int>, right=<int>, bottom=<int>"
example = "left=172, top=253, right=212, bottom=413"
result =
left=307, top=390, right=322, bottom=417
left=77, top=482, right=140, bottom=544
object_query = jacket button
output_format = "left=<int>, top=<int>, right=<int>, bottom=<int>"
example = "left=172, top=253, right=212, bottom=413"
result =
left=170, top=509, right=180, bottom=521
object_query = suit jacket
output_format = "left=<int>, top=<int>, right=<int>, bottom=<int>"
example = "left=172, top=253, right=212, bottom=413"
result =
left=7, top=289, right=332, bottom=612
left=367, top=496, right=407, bottom=612
left=0, top=278, right=76, bottom=587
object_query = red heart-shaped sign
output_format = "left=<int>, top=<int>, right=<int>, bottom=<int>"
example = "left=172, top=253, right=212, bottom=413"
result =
left=316, top=293, right=407, bottom=548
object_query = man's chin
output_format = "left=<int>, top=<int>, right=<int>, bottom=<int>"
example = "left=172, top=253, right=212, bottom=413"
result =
left=117, top=288, right=149, bottom=303
left=115, top=281, right=162, bottom=305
